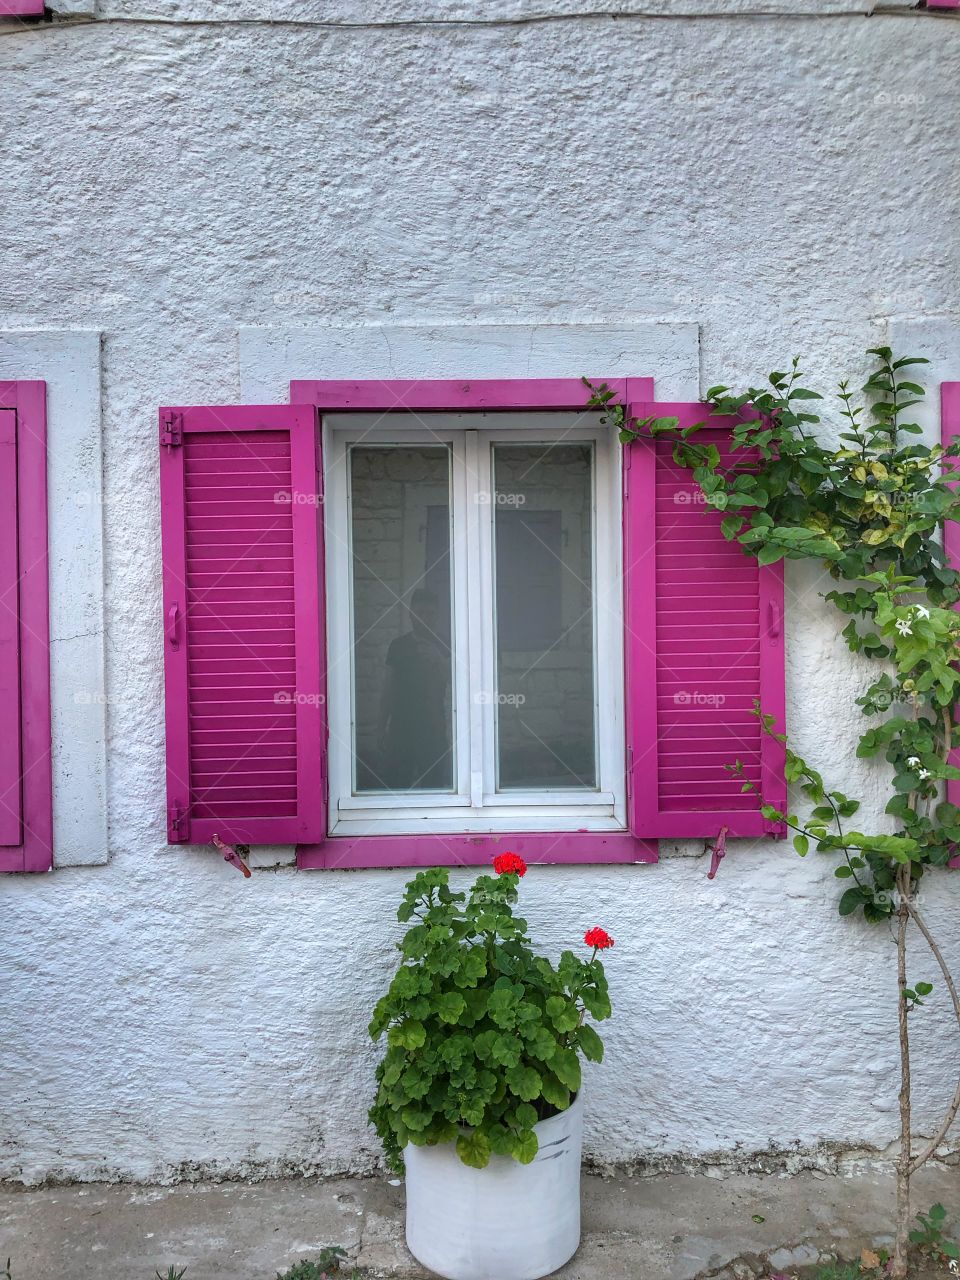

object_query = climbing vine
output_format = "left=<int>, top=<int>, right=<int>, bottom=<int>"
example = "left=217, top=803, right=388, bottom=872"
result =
left=586, top=350, right=960, bottom=1277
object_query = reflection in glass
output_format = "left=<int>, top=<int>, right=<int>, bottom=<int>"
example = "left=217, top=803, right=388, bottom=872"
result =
left=350, top=446, right=453, bottom=792
left=493, top=444, right=596, bottom=790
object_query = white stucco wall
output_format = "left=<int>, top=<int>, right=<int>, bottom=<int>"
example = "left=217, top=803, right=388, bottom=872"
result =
left=2, top=0, right=960, bottom=1184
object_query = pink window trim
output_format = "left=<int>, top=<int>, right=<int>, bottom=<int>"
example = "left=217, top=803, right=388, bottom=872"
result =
left=290, top=376, right=657, bottom=871
left=926, top=1, right=959, bottom=9
left=942, top=382, right=960, bottom=814
left=0, top=381, right=52, bottom=873
left=0, top=1, right=45, bottom=13
left=303, top=833, right=657, bottom=872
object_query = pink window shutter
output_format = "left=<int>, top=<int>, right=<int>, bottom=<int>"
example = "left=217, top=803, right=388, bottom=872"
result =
left=623, top=401, right=787, bottom=839
left=0, top=381, right=52, bottom=873
left=0, top=409, right=23, bottom=847
left=159, top=404, right=326, bottom=846
left=942, top=382, right=960, bottom=808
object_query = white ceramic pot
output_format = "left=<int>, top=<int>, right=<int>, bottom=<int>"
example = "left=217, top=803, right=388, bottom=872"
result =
left=404, top=1091, right=583, bottom=1280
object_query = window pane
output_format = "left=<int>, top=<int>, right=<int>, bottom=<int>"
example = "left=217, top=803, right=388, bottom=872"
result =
left=493, top=443, right=597, bottom=790
left=350, top=446, right=454, bottom=793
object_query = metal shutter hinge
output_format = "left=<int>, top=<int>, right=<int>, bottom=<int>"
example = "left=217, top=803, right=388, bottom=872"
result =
left=160, top=411, right=183, bottom=448
left=168, top=800, right=189, bottom=842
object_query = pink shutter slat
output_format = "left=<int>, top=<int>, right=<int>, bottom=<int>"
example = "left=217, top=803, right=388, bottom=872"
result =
left=0, top=1, right=45, bottom=14
left=0, top=410, right=22, bottom=846
left=0, top=380, right=52, bottom=873
left=942, top=383, right=960, bottom=809
left=160, top=404, right=325, bottom=845
left=623, top=401, right=786, bottom=838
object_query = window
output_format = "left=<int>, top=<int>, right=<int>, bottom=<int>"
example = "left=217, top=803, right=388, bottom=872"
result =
left=158, top=379, right=787, bottom=869
left=324, top=414, right=624, bottom=836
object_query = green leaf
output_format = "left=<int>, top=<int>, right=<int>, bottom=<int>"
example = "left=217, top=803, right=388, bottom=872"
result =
left=389, top=1020, right=426, bottom=1050
left=514, top=1102, right=538, bottom=1130
left=491, top=1033, right=524, bottom=1067
left=435, top=992, right=467, bottom=1024
left=545, top=994, right=579, bottom=1033
left=456, top=1129, right=492, bottom=1169
left=506, top=1064, right=542, bottom=1102
left=578, top=1023, right=604, bottom=1063
left=839, top=887, right=866, bottom=917
left=757, top=544, right=785, bottom=566
left=540, top=1073, right=571, bottom=1111
left=551, top=1047, right=581, bottom=1092
left=512, top=1128, right=538, bottom=1164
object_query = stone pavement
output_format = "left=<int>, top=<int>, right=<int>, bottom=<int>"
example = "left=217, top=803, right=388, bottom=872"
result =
left=1, top=1164, right=958, bottom=1280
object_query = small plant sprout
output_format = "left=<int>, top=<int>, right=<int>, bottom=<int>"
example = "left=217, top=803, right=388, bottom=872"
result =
left=275, top=1249, right=353, bottom=1280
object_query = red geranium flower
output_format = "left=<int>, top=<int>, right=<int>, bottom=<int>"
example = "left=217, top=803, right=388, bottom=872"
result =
left=493, top=852, right=527, bottom=877
left=584, top=927, right=614, bottom=950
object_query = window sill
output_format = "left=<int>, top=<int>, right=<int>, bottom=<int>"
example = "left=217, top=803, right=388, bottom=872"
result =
left=329, top=810, right=624, bottom=837
left=296, top=830, right=657, bottom=870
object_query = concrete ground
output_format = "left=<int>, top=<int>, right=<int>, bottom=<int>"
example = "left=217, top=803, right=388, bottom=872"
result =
left=1, top=1165, right=958, bottom=1280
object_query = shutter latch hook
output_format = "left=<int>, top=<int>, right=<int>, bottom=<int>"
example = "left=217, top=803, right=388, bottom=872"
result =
left=212, top=833, right=252, bottom=878
left=706, top=826, right=729, bottom=880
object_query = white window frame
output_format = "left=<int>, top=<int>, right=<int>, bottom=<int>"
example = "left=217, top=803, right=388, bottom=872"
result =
left=323, top=411, right=625, bottom=836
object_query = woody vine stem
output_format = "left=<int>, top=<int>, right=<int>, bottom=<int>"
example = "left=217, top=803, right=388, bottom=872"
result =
left=586, top=351, right=960, bottom=1277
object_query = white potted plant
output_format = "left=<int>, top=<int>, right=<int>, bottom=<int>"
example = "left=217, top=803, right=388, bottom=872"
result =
left=368, top=854, right=615, bottom=1280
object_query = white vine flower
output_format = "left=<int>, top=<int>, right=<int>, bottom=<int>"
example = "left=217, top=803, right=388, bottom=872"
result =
left=895, top=618, right=913, bottom=636
left=915, top=605, right=931, bottom=620
left=907, top=756, right=921, bottom=768
left=918, top=768, right=931, bottom=780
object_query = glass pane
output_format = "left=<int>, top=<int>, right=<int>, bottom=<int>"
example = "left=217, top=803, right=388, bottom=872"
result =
left=493, top=443, right=597, bottom=790
left=350, top=446, right=454, bottom=793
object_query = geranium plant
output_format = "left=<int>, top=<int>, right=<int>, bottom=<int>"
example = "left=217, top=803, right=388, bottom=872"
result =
left=368, top=855, right=613, bottom=1172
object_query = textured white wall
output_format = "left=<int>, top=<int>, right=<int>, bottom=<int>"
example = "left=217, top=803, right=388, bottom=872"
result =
left=2, top=2, right=960, bottom=1184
